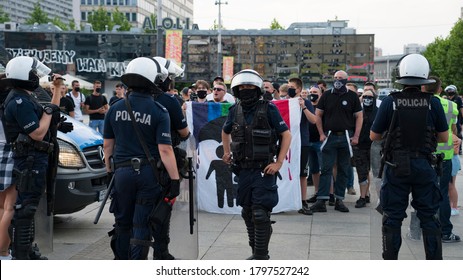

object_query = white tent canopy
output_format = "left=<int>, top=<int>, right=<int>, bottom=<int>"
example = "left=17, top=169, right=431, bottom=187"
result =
left=40, top=74, right=94, bottom=90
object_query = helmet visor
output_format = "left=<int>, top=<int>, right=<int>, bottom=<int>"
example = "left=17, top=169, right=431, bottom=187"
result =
left=34, top=60, right=51, bottom=78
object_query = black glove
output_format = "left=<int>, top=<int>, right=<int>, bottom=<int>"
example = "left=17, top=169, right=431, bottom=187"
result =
left=58, top=116, right=74, bottom=133
left=164, top=179, right=180, bottom=200
left=106, top=172, right=114, bottom=186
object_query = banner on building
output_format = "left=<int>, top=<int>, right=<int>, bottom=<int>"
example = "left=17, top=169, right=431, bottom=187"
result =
left=222, top=56, right=234, bottom=83
left=165, top=30, right=183, bottom=66
left=185, top=99, right=301, bottom=214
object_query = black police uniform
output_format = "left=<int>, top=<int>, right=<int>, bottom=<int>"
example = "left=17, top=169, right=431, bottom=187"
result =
left=151, top=92, right=188, bottom=260
left=4, top=88, right=54, bottom=260
left=371, top=88, right=448, bottom=259
left=103, top=91, right=172, bottom=259
left=223, top=100, right=289, bottom=259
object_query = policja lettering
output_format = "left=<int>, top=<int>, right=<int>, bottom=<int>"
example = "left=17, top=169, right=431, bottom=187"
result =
left=115, top=110, right=151, bottom=125
left=396, top=98, right=429, bottom=107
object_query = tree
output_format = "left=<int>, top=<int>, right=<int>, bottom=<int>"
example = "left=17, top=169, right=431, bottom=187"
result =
left=0, top=6, right=10, bottom=23
left=87, top=6, right=113, bottom=31
left=25, top=2, right=50, bottom=24
left=423, top=19, right=463, bottom=91
left=68, top=19, right=76, bottom=31
left=210, top=19, right=226, bottom=30
left=112, top=7, right=131, bottom=31
left=52, top=17, right=68, bottom=31
left=270, top=18, right=284, bottom=30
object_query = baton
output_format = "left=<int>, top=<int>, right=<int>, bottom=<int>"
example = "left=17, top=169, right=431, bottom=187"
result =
left=187, top=157, right=196, bottom=235
left=93, top=175, right=115, bottom=224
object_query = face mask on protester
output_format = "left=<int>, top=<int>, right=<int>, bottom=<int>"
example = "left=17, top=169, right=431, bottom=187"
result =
left=287, top=87, right=297, bottom=98
left=95, top=88, right=101, bottom=93
left=74, top=87, right=80, bottom=92
left=309, top=94, right=319, bottom=102
left=362, top=96, right=374, bottom=107
left=196, top=90, right=207, bottom=99
left=333, top=79, right=347, bottom=91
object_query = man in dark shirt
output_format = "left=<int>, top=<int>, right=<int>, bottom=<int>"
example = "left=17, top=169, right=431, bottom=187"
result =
left=310, top=70, right=363, bottom=213
left=51, top=83, right=74, bottom=118
left=84, top=80, right=108, bottom=134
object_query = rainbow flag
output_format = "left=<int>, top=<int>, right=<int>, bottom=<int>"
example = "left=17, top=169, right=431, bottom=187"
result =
left=185, top=99, right=301, bottom=214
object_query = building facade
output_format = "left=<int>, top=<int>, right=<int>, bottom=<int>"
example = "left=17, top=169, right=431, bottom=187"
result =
left=0, top=0, right=79, bottom=25
left=0, top=20, right=374, bottom=90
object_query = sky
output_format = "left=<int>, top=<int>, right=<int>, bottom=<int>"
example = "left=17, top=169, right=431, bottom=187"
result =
left=192, top=0, right=462, bottom=55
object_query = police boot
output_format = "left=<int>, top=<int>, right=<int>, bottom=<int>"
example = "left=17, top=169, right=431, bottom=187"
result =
left=422, top=228, right=443, bottom=260
left=382, top=225, right=401, bottom=260
left=129, top=238, right=152, bottom=260
left=252, top=206, right=272, bottom=260
left=28, top=220, right=48, bottom=260
left=11, top=218, right=33, bottom=260
left=241, top=207, right=255, bottom=259
left=407, top=211, right=422, bottom=241
left=153, top=212, right=175, bottom=260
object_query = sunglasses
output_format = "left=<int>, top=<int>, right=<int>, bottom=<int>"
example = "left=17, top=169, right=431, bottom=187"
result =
left=213, top=87, right=225, bottom=91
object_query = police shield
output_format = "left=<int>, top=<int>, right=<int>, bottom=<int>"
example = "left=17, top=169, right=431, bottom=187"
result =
left=167, top=138, right=199, bottom=259
left=369, top=140, right=383, bottom=260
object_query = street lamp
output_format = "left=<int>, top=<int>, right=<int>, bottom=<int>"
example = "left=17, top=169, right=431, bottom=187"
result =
left=215, top=0, right=227, bottom=77
left=156, top=0, right=164, bottom=56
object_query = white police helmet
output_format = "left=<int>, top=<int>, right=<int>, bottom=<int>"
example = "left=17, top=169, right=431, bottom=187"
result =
left=4, top=56, right=51, bottom=90
left=444, top=85, right=457, bottom=93
left=153, top=56, right=184, bottom=78
left=230, top=69, right=264, bottom=98
left=121, top=57, right=169, bottom=91
left=395, top=54, right=435, bottom=86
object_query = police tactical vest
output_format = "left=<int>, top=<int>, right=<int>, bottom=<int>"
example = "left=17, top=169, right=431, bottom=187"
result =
left=389, top=90, right=437, bottom=156
left=230, top=100, right=278, bottom=169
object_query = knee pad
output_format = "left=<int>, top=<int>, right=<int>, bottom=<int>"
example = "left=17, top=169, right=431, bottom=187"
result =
left=15, top=201, right=39, bottom=220
left=111, top=224, right=131, bottom=260
left=241, top=207, right=252, bottom=222
left=252, top=205, right=270, bottom=225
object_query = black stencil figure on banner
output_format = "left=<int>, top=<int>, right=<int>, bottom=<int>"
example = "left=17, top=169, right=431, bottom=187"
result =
left=206, top=145, right=237, bottom=208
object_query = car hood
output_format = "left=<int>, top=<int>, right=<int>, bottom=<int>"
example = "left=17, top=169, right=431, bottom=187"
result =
left=57, top=116, right=103, bottom=150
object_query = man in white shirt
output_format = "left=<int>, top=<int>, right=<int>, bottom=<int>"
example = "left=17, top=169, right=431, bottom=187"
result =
left=67, top=80, right=86, bottom=122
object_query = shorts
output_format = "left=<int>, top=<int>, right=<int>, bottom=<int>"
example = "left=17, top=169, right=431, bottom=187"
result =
left=451, top=155, right=461, bottom=176
left=0, top=142, right=14, bottom=192
left=300, top=146, right=310, bottom=177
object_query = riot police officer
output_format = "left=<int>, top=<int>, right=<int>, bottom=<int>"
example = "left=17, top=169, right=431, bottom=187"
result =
left=103, top=57, right=180, bottom=260
left=222, top=69, right=291, bottom=260
left=2, top=56, right=64, bottom=259
left=151, top=56, right=190, bottom=260
left=370, top=54, right=448, bottom=260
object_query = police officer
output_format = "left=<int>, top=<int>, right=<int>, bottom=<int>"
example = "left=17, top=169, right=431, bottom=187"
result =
left=222, top=69, right=291, bottom=260
left=103, top=57, right=180, bottom=260
left=370, top=54, right=448, bottom=260
left=2, top=56, right=63, bottom=259
left=151, top=56, right=190, bottom=260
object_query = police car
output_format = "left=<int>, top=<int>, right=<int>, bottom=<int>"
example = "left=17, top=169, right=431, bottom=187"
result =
left=53, top=115, right=108, bottom=214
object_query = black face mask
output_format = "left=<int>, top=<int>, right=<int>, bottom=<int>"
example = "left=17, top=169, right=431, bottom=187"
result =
left=239, top=89, right=260, bottom=109
left=196, top=90, right=207, bottom=99
left=362, top=96, right=374, bottom=107
left=333, top=78, right=348, bottom=93
left=288, top=88, right=297, bottom=98
left=95, top=88, right=101, bottom=93
left=262, top=91, right=273, bottom=101
left=309, top=94, right=319, bottom=102
left=74, top=87, right=80, bottom=92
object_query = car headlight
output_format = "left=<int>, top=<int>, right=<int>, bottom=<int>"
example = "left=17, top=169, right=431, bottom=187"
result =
left=58, top=139, right=86, bottom=168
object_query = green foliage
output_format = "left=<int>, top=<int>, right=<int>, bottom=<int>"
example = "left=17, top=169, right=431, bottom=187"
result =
left=270, top=18, right=284, bottom=30
left=52, top=17, right=68, bottom=31
left=112, top=7, right=131, bottom=31
left=210, top=19, right=226, bottom=30
left=87, top=6, right=113, bottom=31
left=423, top=19, right=463, bottom=91
left=68, top=20, right=76, bottom=31
left=0, top=6, right=10, bottom=23
left=25, top=2, right=50, bottom=24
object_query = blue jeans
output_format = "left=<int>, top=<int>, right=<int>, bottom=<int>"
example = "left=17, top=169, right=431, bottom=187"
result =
left=307, top=141, right=322, bottom=174
left=89, top=119, right=104, bottom=135
left=318, top=134, right=351, bottom=200
left=438, top=159, right=453, bottom=236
